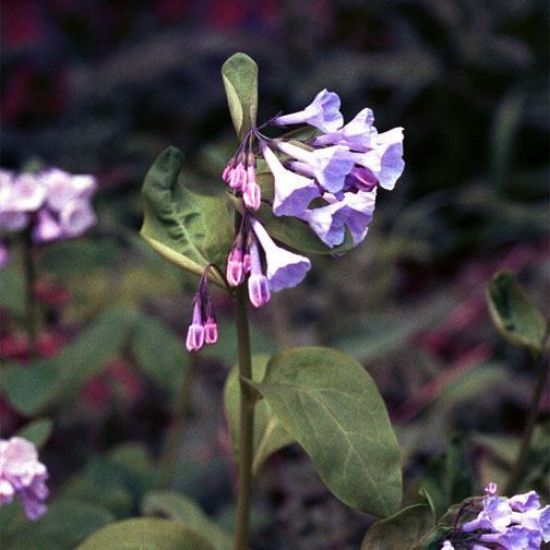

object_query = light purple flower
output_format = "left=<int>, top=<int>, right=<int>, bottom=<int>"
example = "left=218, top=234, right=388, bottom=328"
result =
left=463, top=495, right=513, bottom=533
left=440, top=541, right=454, bottom=550
left=261, top=142, right=319, bottom=216
left=247, top=238, right=271, bottom=308
left=312, top=108, right=376, bottom=151
left=509, top=491, right=540, bottom=513
left=278, top=141, right=355, bottom=193
left=251, top=218, right=311, bottom=292
left=273, top=89, right=344, bottom=132
left=41, top=169, right=96, bottom=212
left=513, top=505, right=550, bottom=542
left=186, top=298, right=205, bottom=352
left=0, top=172, right=45, bottom=231
left=32, top=209, right=63, bottom=243
left=479, top=525, right=542, bottom=550
left=59, top=200, right=96, bottom=238
left=0, top=437, right=49, bottom=521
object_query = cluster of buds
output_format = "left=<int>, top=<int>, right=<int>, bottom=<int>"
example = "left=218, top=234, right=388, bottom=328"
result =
left=222, top=149, right=261, bottom=211
left=0, top=437, right=49, bottom=521
left=0, top=168, right=97, bottom=267
left=441, top=483, right=550, bottom=550
left=185, top=265, right=218, bottom=352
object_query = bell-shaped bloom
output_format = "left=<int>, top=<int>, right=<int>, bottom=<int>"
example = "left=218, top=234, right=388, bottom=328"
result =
left=32, top=210, right=63, bottom=243
left=375, top=128, right=405, bottom=190
left=480, top=526, right=542, bottom=550
left=0, top=437, right=49, bottom=521
left=261, top=142, right=319, bottom=216
left=513, top=505, right=550, bottom=542
left=278, top=142, right=355, bottom=193
left=251, top=218, right=311, bottom=292
left=509, top=491, right=540, bottom=513
left=204, top=317, right=218, bottom=345
left=312, top=108, right=376, bottom=151
left=273, top=89, right=343, bottom=132
left=299, top=190, right=376, bottom=248
left=41, top=169, right=96, bottom=212
left=247, top=238, right=271, bottom=307
left=186, top=299, right=205, bottom=352
left=463, top=495, right=513, bottom=533
left=59, top=201, right=96, bottom=238
left=344, top=165, right=378, bottom=192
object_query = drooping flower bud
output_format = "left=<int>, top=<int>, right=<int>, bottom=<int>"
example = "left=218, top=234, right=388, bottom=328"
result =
left=247, top=238, right=270, bottom=308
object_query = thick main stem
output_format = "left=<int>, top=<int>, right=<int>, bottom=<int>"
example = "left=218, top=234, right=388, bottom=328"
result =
left=23, top=230, right=38, bottom=355
left=233, top=286, right=254, bottom=550
left=505, top=351, right=548, bottom=495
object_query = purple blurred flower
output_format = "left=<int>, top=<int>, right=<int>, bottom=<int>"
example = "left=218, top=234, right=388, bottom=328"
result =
left=273, top=89, right=344, bottom=132
left=59, top=200, right=96, bottom=238
left=261, top=142, right=319, bottom=216
left=312, top=108, right=376, bottom=151
left=32, top=209, right=63, bottom=243
left=41, top=169, right=96, bottom=212
left=0, top=437, right=49, bottom=521
left=0, top=172, right=46, bottom=231
left=278, top=141, right=355, bottom=193
left=479, top=526, right=542, bottom=550
left=0, top=241, right=9, bottom=269
left=440, top=541, right=454, bottom=550
left=251, top=218, right=310, bottom=293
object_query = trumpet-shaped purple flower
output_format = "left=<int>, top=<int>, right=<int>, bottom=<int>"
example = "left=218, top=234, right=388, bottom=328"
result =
left=509, top=491, right=540, bottom=513
left=463, top=494, right=513, bottom=533
left=278, top=142, right=355, bottom=193
left=251, top=218, right=311, bottom=292
left=261, top=142, right=319, bottom=216
left=312, top=108, right=376, bottom=151
left=513, top=505, right=550, bottom=541
left=479, top=526, right=542, bottom=550
left=247, top=238, right=271, bottom=307
left=273, top=89, right=343, bottom=132
left=0, top=437, right=49, bottom=521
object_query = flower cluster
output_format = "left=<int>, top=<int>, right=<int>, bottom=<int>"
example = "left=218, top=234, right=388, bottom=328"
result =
left=0, top=168, right=97, bottom=266
left=186, top=89, right=404, bottom=351
left=442, top=483, right=550, bottom=550
left=0, top=437, right=49, bottom=521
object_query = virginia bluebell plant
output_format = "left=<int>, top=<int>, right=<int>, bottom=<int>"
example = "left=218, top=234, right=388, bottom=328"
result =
left=185, top=88, right=404, bottom=350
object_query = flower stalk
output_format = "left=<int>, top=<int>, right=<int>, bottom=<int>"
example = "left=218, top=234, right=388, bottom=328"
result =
left=23, top=229, right=38, bottom=356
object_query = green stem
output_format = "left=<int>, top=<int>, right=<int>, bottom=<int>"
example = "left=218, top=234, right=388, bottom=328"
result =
left=23, top=230, right=38, bottom=356
left=233, top=286, right=254, bottom=550
left=505, top=350, right=548, bottom=495
left=158, top=364, right=195, bottom=488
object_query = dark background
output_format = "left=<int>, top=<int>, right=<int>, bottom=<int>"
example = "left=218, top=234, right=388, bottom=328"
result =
left=1, top=1, right=548, bottom=548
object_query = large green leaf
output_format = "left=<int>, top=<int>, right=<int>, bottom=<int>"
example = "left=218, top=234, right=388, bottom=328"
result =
left=6, top=499, right=114, bottom=550
left=140, top=147, right=233, bottom=287
left=221, top=53, right=258, bottom=139
left=76, top=518, right=214, bottom=550
left=224, top=354, right=293, bottom=475
left=487, top=271, right=547, bottom=353
left=142, top=491, right=232, bottom=550
left=255, top=347, right=402, bottom=516
left=15, top=418, right=53, bottom=449
left=361, top=504, right=434, bottom=550
left=0, top=307, right=134, bottom=415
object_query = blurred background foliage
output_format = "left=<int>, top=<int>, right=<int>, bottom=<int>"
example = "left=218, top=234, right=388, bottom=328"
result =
left=0, top=0, right=548, bottom=548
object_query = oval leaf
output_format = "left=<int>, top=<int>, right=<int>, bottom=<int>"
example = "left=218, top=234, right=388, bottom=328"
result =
left=256, top=347, right=402, bottom=516
left=76, top=518, right=214, bottom=550
left=140, top=147, right=233, bottom=287
left=15, top=418, right=53, bottom=449
left=224, top=354, right=293, bottom=475
left=221, top=53, right=258, bottom=139
left=142, top=491, right=232, bottom=550
left=487, top=270, right=547, bottom=353
left=361, top=504, right=434, bottom=550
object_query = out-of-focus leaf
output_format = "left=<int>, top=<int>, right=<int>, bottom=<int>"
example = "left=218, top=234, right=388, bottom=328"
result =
left=487, top=271, right=546, bottom=353
left=256, top=347, right=402, bottom=516
left=221, top=52, right=258, bottom=139
left=15, top=418, right=53, bottom=449
left=361, top=504, right=434, bottom=549
left=39, top=238, right=121, bottom=275
left=131, top=313, right=188, bottom=402
left=7, top=499, right=114, bottom=550
left=142, top=491, right=232, bottom=550
left=0, top=307, right=134, bottom=415
left=413, top=525, right=453, bottom=550
left=0, top=261, right=25, bottom=317
left=445, top=436, right=474, bottom=506
left=140, top=147, right=232, bottom=287
left=224, top=354, right=293, bottom=474
left=76, top=518, right=214, bottom=550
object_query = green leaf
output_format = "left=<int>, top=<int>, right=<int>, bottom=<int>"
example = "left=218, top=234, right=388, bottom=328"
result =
left=76, top=518, right=214, bottom=550
left=142, top=491, right=232, bottom=550
left=221, top=53, right=258, bottom=139
left=7, top=499, right=114, bottom=550
left=140, top=147, right=232, bottom=287
left=0, top=307, right=134, bottom=415
left=224, top=354, right=293, bottom=475
left=487, top=271, right=547, bottom=353
left=255, top=347, right=402, bottom=516
left=227, top=194, right=354, bottom=255
left=15, top=418, right=53, bottom=449
left=414, top=525, right=453, bottom=550
left=0, top=261, right=25, bottom=317
left=361, top=504, right=434, bottom=550
left=131, top=313, right=188, bottom=403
